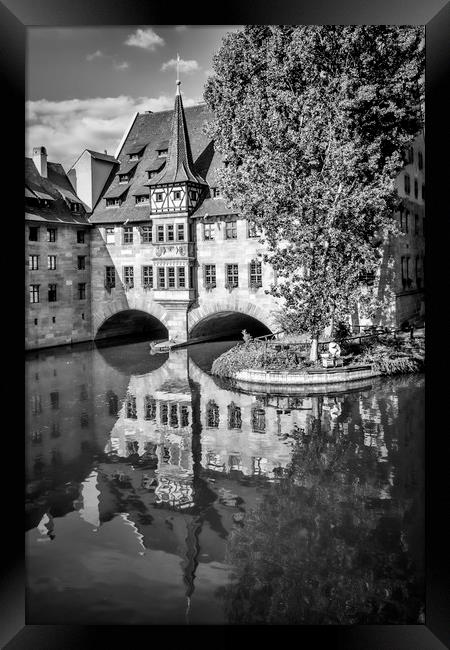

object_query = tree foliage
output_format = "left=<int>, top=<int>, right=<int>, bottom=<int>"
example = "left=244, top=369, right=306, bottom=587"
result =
left=204, top=26, right=424, bottom=352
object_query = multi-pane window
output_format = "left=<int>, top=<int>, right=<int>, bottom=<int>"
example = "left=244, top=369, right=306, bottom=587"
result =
left=124, top=266, right=134, bottom=289
left=249, top=259, right=262, bottom=287
left=136, top=195, right=149, bottom=204
left=228, top=402, right=242, bottom=429
left=157, top=225, right=164, bottom=242
left=247, top=221, right=258, bottom=238
left=168, top=267, right=176, bottom=288
left=47, top=228, right=56, bottom=242
left=123, top=226, right=133, bottom=244
left=29, top=227, right=39, bottom=241
left=160, top=403, right=168, bottom=425
left=142, top=265, right=153, bottom=288
left=70, top=202, right=81, bottom=212
left=225, top=219, right=237, bottom=239
left=105, top=227, right=115, bottom=244
left=144, top=396, right=156, bottom=421
left=106, top=198, right=121, bottom=207
left=126, top=394, right=137, bottom=419
left=418, top=151, right=423, bottom=170
left=48, top=284, right=57, bottom=302
left=31, top=394, right=42, bottom=415
left=177, top=267, right=186, bottom=288
left=404, top=174, right=411, bottom=195
left=226, top=264, right=239, bottom=288
left=177, top=224, right=185, bottom=241
left=118, top=174, right=128, bottom=184
left=170, top=404, right=178, bottom=428
left=141, top=225, right=152, bottom=243
left=77, top=256, right=86, bottom=270
left=158, top=267, right=165, bottom=288
left=77, top=230, right=85, bottom=243
left=206, top=400, right=220, bottom=428
left=167, top=225, right=174, bottom=242
left=47, top=255, right=56, bottom=270
left=29, top=255, right=39, bottom=270
left=204, top=264, right=216, bottom=287
left=78, top=283, right=86, bottom=300
left=203, top=223, right=214, bottom=240
left=29, top=285, right=40, bottom=303
left=252, top=407, right=266, bottom=432
left=105, top=266, right=115, bottom=289
left=180, top=405, right=189, bottom=427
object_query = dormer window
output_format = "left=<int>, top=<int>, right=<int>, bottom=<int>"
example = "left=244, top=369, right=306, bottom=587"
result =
left=212, top=188, right=221, bottom=198
left=106, top=198, right=122, bottom=207
left=135, top=195, right=149, bottom=205
left=148, top=171, right=158, bottom=179
left=129, top=154, right=139, bottom=161
left=119, top=174, right=129, bottom=183
left=157, top=148, right=168, bottom=158
left=70, top=201, right=81, bottom=212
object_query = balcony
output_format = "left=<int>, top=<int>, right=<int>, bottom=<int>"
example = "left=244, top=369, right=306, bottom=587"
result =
left=153, top=288, right=196, bottom=303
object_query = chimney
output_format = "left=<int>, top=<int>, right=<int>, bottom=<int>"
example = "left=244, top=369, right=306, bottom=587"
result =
left=32, top=146, right=48, bottom=178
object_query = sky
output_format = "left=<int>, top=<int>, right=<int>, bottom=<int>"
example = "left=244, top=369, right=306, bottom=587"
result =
left=26, top=26, right=241, bottom=169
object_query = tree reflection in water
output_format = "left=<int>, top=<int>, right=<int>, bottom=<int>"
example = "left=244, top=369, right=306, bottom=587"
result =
left=217, top=386, right=425, bottom=625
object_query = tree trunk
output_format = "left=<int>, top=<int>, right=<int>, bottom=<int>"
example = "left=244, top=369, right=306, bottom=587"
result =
left=310, top=335, right=319, bottom=362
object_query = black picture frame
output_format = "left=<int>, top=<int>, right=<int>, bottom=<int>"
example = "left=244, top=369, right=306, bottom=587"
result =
left=3, top=0, right=449, bottom=647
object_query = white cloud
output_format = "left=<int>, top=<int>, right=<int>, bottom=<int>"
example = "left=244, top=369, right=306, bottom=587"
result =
left=86, top=50, right=104, bottom=61
left=161, top=58, right=200, bottom=74
left=125, top=28, right=165, bottom=51
left=26, top=94, right=198, bottom=169
left=113, top=61, right=129, bottom=70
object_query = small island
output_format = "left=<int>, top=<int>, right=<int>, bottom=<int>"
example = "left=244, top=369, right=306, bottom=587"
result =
left=211, top=328, right=425, bottom=385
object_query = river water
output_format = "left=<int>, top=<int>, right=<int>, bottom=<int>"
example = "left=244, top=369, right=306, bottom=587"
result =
left=25, top=339, right=425, bottom=625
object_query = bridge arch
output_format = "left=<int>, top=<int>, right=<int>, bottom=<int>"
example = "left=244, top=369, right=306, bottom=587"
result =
left=188, top=300, right=276, bottom=339
left=94, top=305, right=169, bottom=341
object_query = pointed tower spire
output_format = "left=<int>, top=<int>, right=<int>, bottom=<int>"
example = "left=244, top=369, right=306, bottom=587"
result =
left=148, top=57, right=206, bottom=186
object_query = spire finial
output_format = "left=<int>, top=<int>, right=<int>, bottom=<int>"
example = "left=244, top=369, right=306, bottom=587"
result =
left=176, top=53, right=181, bottom=95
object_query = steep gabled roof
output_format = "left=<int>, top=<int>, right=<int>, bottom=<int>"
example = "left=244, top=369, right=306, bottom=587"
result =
left=25, top=157, right=91, bottom=225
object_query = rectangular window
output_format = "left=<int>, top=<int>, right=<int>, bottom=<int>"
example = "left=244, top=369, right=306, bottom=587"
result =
left=29, top=227, right=39, bottom=241
left=173, top=190, right=181, bottom=200
left=29, top=255, right=39, bottom=270
left=228, top=403, right=242, bottom=429
left=50, top=391, right=59, bottom=410
left=144, top=396, right=156, bottom=421
left=78, top=283, right=86, bottom=300
left=105, top=266, right=115, bottom=289
left=160, top=403, right=168, bottom=426
left=404, top=174, right=410, bottom=194
left=212, top=187, right=220, bottom=198
left=405, top=210, right=409, bottom=233
left=226, top=264, right=239, bottom=288
left=158, top=267, right=165, bottom=288
left=415, top=214, right=419, bottom=235
left=31, top=394, right=42, bottom=415
left=189, top=265, right=194, bottom=289
left=48, top=284, right=57, bottom=302
left=126, top=395, right=137, bottom=419
left=157, top=225, right=164, bottom=242
left=247, top=221, right=258, bottom=238
left=177, top=267, right=186, bottom=288
left=203, top=223, right=215, bottom=240
left=77, top=230, right=85, bottom=243
left=167, top=225, right=174, bottom=242
left=105, top=227, right=115, bottom=244
left=418, top=151, right=423, bottom=170
left=251, top=408, right=266, bottom=432
left=170, top=404, right=178, bottom=428
left=29, top=284, right=40, bottom=303
left=80, top=412, right=89, bottom=428
left=155, top=192, right=164, bottom=202
left=48, top=255, right=56, bottom=270
left=168, top=267, right=175, bottom=288
left=181, top=405, right=189, bottom=427
left=123, top=226, right=133, bottom=244
left=47, top=228, right=56, bottom=242
left=414, top=179, right=418, bottom=199
left=77, top=255, right=86, bottom=270
left=135, top=195, right=149, bottom=204
left=141, top=226, right=152, bottom=243
left=142, top=265, right=153, bottom=288
left=249, top=259, right=262, bottom=287
left=107, top=390, right=118, bottom=416
left=204, top=264, right=216, bottom=287
left=106, top=198, right=121, bottom=207
left=177, top=224, right=185, bottom=241
left=124, top=266, right=134, bottom=289
left=225, top=219, right=237, bottom=239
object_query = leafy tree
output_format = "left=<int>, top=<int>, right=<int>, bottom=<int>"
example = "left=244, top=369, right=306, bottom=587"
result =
left=204, top=26, right=424, bottom=359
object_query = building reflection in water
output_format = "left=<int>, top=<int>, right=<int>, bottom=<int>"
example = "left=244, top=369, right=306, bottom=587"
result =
left=25, top=341, right=425, bottom=625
